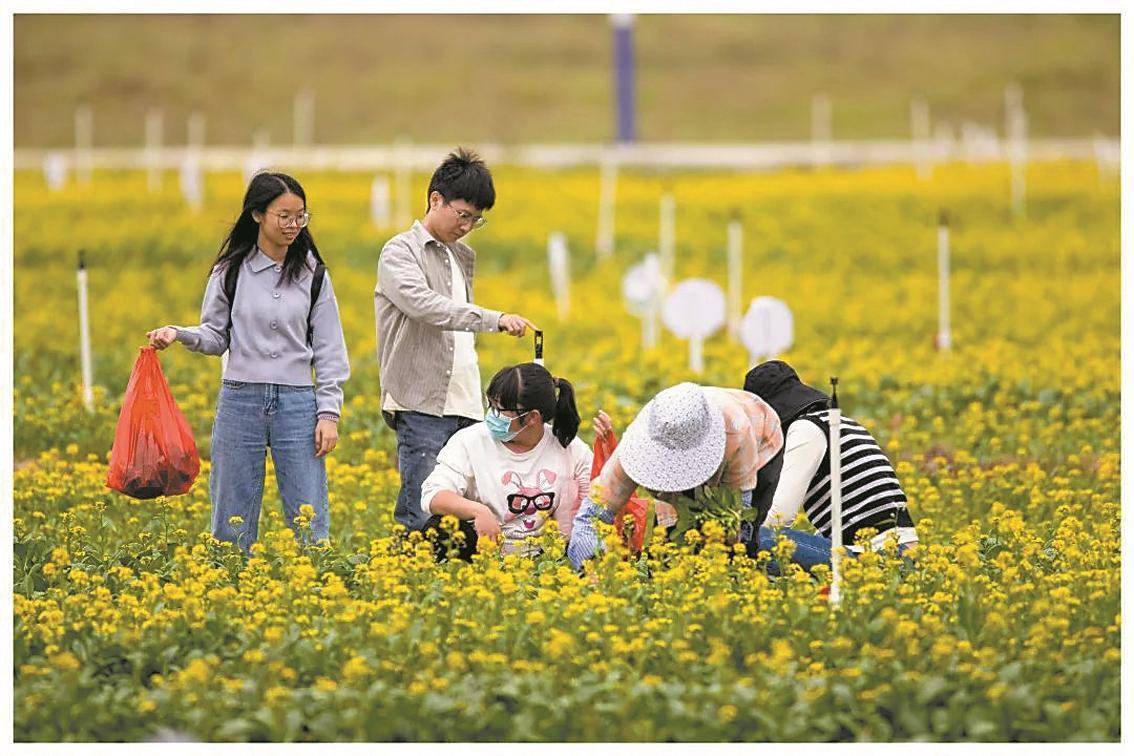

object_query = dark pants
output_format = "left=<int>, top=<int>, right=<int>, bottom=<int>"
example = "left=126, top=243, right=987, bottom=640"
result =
left=390, top=410, right=477, bottom=532
left=749, top=448, right=783, bottom=529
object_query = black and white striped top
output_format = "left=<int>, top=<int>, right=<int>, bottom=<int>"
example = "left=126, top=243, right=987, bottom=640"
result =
left=796, top=409, right=913, bottom=544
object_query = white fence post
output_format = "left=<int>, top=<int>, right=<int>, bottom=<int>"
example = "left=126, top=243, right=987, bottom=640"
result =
left=370, top=175, right=392, bottom=228
left=596, top=156, right=617, bottom=261
left=187, top=111, right=206, bottom=152
left=910, top=96, right=932, bottom=180
left=727, top=212, right=743, bottom=338
left=395, top=137, right=413, bottom=230
left=74, top=105, right=93, bottom=186
left=548, top=232, right=571, bottom=321
left=145, top=108, right=163, bottom=193
left=294, top=89, right=315, bottom=146
left=1006, top=82, right=1027, bottom=218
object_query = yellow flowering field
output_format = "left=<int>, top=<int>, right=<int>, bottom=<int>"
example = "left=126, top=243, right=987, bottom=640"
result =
left=12, top=161, right=1120, bottom=741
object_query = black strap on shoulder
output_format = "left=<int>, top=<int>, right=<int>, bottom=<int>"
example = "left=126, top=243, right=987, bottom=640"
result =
left=224, top=253, right=327, bottom=346
left=307, top=263, right=326, bottom=346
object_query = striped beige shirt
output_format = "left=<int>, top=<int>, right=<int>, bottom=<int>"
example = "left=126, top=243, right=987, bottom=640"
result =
left=375, top=220, right=503, bottom=418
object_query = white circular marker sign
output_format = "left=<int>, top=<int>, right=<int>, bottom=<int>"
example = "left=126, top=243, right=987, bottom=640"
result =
left=662, top=279, right=726, bottom=339
left=739, top=296, right=794, bottom=360
left=621, top=253, right=666, bottom=317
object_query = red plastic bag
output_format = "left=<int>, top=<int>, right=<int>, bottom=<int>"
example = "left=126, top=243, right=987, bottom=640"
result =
left=590, top=432, right=652, bottom=553
left=106, top=346, right=200, bottom=499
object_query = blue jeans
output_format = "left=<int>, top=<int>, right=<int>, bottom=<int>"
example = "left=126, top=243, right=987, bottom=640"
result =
left=754, top=526, right=834, bottom=575
left=753, top=527, right=914, bottom=575
left=209, top=381, right=329, bottom=552
left=392, top=411, right=477, bottom=531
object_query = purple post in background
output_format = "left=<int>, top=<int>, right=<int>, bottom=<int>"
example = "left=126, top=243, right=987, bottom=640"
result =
left=612, top=14, right=636, bottom=143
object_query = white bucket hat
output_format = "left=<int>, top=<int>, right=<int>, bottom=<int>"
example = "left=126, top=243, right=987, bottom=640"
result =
left=619, top=382, right=727, bottom=493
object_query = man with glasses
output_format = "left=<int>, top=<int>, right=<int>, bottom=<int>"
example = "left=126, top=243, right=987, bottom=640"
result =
left=376, top=147, right=538, bottom=534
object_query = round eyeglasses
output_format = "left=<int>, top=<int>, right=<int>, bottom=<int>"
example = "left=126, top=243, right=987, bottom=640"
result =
left=268, top=210, right=311, bottom=229
left=445, top=202, right=487, bottom=230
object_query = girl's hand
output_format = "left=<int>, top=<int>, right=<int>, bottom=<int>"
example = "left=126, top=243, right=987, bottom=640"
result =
left=473, top=505, right=502, bottom=541
left=315, top=418, right=339, bottom=458
left=593, top=410, right=614, bottom=441
left=146, top=326, right=178, bottom=350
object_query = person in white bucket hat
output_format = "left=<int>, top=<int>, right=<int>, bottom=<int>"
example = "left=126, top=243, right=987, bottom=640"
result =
left=567, top=382, right=783, bottom=569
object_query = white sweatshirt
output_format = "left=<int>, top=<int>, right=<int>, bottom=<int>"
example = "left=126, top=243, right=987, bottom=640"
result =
left=764, top=421, right=919, bottom=553
left=421, top=423, right=593, bottom=555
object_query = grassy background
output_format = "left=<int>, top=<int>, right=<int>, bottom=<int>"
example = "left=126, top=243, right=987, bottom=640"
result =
left=14, top=14, right=1118, bottom=148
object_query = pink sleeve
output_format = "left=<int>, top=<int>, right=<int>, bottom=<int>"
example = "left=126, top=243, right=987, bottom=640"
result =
left=554, top=442, right=593, bottom=540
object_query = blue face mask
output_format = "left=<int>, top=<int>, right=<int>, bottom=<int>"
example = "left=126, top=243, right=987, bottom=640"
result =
left=485, top=407, right=530, bottom=443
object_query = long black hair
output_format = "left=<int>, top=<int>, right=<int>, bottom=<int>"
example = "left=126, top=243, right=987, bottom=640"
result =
left=210, top=171, right=323, bottom=285
left=486, top=363, right=580, bottom=448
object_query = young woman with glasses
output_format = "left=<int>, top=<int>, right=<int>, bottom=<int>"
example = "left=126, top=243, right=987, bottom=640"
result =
left=146, top=171, right=350, bottom=553
left=419, top=362, right=593, bottom=559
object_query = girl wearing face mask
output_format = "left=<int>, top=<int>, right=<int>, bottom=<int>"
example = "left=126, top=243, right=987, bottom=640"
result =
left=419, top=362, right=593, bottom=557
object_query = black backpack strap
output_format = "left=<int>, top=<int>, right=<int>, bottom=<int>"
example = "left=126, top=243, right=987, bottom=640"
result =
left=307, top=263, right=326, bottom=347
left=223, top=259, right=241, bottom=339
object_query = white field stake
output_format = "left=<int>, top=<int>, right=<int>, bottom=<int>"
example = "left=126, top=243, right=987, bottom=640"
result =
left=910, top=96, right=932, bottom=181
left=937, top=211, right=952, bottom=351
left=596, top=158, right=617, bottom=261
left=145, top=108, right=163, bottom=193
left=828, top=377, right=843, bottom=607
left=727, top=213, right=742, bottom=337
left=43, top=152, right=68, bottom=192
left=548, top=232, right=571, bottom=321
left=659, top=192, right=675, bottom=282
left=77, top=252, right=94, bottom=412
left=689, top=336, right=704, bottom=374
left=370, top=175, right=392, bottom=227
left=74, top=105, right=93, bottom=186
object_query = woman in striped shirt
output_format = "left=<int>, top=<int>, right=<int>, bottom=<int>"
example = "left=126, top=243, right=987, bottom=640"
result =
left=743, top=361, right=918, bottom=572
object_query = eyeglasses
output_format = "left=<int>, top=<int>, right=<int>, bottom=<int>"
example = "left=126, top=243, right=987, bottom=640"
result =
left=507, top=491, right=556, bottom=515
left=268, top=210, right=311, bottom=229
left=445, top=201, right=487, bottom=230
left=484, top=396, right=524, bottom=415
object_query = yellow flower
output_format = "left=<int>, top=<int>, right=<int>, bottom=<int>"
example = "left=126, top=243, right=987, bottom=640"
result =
left=49, top=651, right=81, bottom=672
left=341, top=655, right=370, bottom=682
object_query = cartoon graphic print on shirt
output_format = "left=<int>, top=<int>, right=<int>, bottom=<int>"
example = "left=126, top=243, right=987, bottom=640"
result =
left=501, top=469, right=557, bottom=537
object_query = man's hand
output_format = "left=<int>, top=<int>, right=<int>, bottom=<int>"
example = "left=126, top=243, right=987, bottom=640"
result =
left=498, top=313, right=538, bottom=337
